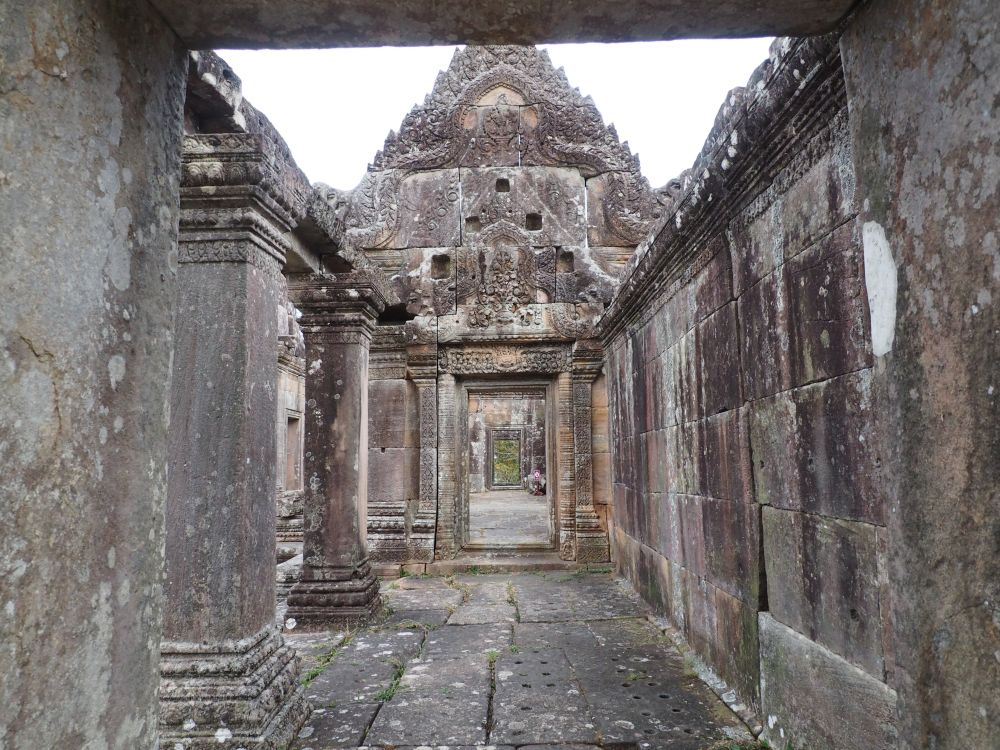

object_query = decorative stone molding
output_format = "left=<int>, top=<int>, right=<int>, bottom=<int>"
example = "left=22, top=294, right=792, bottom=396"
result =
left=598, top=33, right=845, bottom=344
left=159, top=627, right=310, bottom=750
left=334, top=45, right=657, bottom=250
left=438, top=344, right=572, bottom=374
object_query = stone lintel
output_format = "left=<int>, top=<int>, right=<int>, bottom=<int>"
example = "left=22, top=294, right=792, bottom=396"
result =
left=159, top=626, right=310, bottom=749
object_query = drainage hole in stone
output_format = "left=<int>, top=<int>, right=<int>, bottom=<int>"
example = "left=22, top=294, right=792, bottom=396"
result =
left=546, top=683, right=555, bottom=687
left=542, top=672, right=550, bottom=676
left=647, top=682, right=656, bottom=687
left=641, top=712, right=651, bottom=717
left=632, top=695, right=642, bottom=700
left=540, top=660, right=547, bottom=664
left=671, top=708, right=681, bottom=713
left=658, top=694, right=670, bottom=699
left=522, top=683, right=532, bottom=688
left=515, top=661, right=523, bottom=664
left=521, top=706, right=532, bottom=711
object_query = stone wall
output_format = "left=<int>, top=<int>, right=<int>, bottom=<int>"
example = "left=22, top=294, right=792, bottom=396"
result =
left=0, top=1, right=187, bottom=745
left=600, top=35, right=897, bottom=747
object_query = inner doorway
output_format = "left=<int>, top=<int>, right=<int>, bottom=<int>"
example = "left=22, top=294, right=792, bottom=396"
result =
left=465, top=387, right=551, bottom=550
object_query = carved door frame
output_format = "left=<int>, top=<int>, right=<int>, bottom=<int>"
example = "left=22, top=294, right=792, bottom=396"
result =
left=456, top=380, right=556, bottom=552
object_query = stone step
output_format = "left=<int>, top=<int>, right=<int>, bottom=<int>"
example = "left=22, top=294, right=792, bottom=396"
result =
left=374, top=554, right=612, bottom=577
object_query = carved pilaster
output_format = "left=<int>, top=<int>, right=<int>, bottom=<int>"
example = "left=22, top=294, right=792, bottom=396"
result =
left=435, top=372, right=459, bottom=559
left=556, top=371, right=576, bottom=560
left=408, top=343, right=439, bottom=562
left=572, top=340, right=610, bottom=563
left=161, top=134, right=308, bottom=746
left=285, top=272, right=388, bottom=628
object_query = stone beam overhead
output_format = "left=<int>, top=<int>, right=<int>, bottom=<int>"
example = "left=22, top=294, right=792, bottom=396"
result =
left=150, top=0, right=853, bottom=48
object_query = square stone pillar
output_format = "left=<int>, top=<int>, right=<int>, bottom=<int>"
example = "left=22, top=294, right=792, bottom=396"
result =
left=160, top=133, right=309, bottom=748
left=407, top=343, right=439, bottom=562
left=286, top=272, right=389, bottom=627
left=573, top=340, right=610, bottom=562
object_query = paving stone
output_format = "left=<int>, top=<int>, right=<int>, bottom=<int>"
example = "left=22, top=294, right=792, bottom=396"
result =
left=448, top=603, right=516, bottom=625
left=291, top=704, right=380, bottom=749
left=288, top=575, right=750, bottom=749
left=381, top=608, right=451, bottom=629
left=383, top=577, right=465, bottom=610
left=304, top=630, right=425, bottom=708
left=514, top=572, right=646, bottom=622
left=492, top=648, right=598, bottom=745
left=365, top=624, right=509, bottom=745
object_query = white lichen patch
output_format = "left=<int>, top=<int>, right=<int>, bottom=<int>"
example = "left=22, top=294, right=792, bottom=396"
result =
left=862, top=220, right=898, bottom=357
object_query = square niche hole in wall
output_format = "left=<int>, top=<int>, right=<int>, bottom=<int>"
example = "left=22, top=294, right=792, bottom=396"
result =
left=495, top=177, right=511, bottom=193
left=465, top=216, right=482, bottom=234
left=557, top=248, right=575, bottom=273
left=431, top=253, right=452, bottom=279
left=526, top=213, right=543, bottom=231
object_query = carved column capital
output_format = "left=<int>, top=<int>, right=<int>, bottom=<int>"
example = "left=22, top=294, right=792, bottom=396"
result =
left=287, top=271, right=390, bottom=342
left=571, top=339, right=605, bottom=384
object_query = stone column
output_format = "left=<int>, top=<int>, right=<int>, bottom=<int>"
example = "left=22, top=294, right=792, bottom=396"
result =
left=159, top=134, right=309, bottom=748
left=408, top=343, right=439, bottom=562
left=285, top=272, right=388, bottom=627
left=572, top=341, right=611, bottom=562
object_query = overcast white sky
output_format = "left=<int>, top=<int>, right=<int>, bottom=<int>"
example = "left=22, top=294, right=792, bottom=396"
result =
left=219, top=39, right=773, bottom=192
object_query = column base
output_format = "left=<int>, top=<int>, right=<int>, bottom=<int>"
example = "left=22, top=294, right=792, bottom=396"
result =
left=159, top=626, right=310, bottom=750
left=286, top=560, right=381, bottom=629
left=575, top=510, right=610, bottom=563
left=368, top=502, right=409, bottom=563
left=408, top=514, right=437, bottom=562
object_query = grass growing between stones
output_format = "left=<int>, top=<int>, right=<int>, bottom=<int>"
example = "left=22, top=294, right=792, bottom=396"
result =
left=505, top=580, right=521, bottom=622
left=444, top=575, right=472, bottom=603
left=301, top=631, right=355, bottom=688
left=375, top=656, right=407, bottom=702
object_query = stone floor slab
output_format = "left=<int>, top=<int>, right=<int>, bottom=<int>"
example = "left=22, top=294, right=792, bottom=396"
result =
left=514, top=572, right=646, bottom=622
left=285, top=573, right=750, bottom=749
left=291, top=704, right=380, bottom=749
left=492, top=648, right=598, bottom=745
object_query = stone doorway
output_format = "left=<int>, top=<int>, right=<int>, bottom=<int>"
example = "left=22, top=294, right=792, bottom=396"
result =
left=464, top=386, right=553, bottom=551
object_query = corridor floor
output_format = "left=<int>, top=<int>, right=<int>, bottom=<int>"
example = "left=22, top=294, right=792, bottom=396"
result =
left=468, top=490, right=551, bottom=547
left=286, top=572, right=754, bottom=749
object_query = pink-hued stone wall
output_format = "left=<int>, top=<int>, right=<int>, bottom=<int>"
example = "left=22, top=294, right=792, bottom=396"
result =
left=600, top=34, right=897, bottom=744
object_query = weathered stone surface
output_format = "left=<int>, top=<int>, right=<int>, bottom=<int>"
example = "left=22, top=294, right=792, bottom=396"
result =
left=842, top=5, right=1000, bottom=744
left=492, top=649, right=596, bottom=744
left=150, top=0, right=853, bottom=48
left=394, top=170, right=463, bottom=248
left=303, top=630, right=424, bottom=707
left=286, top=275, right=388, bottom=628
left=461, top=167, right=585, bottom=248
left=749, top=370, right=885, bottom=524
left=365, top=624, right=504, bottom=745
left=292, top=704, right=381, bottom=749
left=762, top=507, right=884, bottom=678
left=0, top=2, right=186, bottom=744
left=371, top=248, right=458, bottom=317
left=759, top=613, right=898, bottom=749
left=368, top=379, right=420, bottom=448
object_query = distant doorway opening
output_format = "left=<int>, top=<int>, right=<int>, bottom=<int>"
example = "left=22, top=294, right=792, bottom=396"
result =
left=464, top=386, right=552, bottom=550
